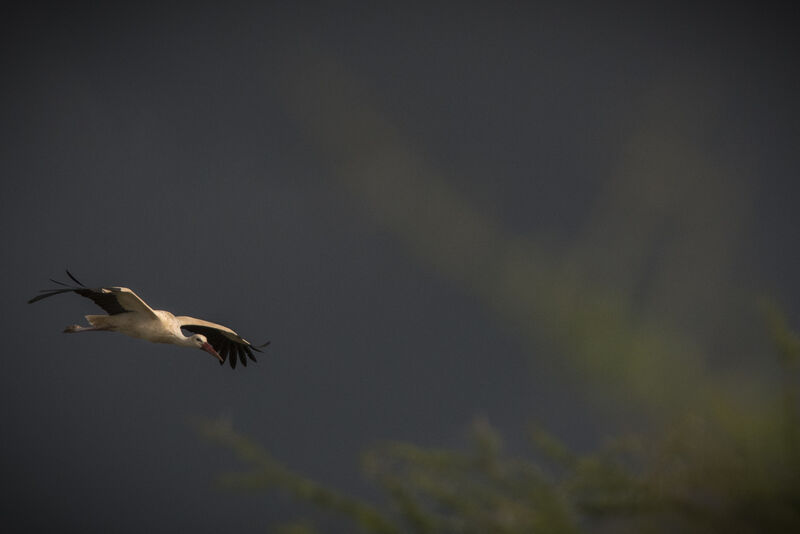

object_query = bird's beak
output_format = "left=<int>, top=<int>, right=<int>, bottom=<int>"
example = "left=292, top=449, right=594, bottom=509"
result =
left=201, top=342, right=223, bottom=363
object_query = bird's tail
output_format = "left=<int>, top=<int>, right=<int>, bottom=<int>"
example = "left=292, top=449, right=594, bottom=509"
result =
left=86, top=315, right=110, bottom=327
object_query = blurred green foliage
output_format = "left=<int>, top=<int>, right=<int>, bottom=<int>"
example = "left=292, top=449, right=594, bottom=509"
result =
left=198, top=55, right=799, bottom=532
left=280, top=57, right=753, bottom=420
left=197, top=311, right=800, bottom=532
left=196, top=304, right=799, bottom=532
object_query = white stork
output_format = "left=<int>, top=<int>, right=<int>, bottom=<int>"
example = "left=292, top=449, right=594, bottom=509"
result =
left=28, top=271, right=269, bottom=369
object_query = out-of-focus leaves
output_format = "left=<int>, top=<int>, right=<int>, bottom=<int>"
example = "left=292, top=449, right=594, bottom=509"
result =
left=274, top=521, right=319, bottom=534
left=363, top=418, right=578, bottom=534
left=761, top=298, right=800, bottom=367
left=192, top=418, right=399, bottom=534
left=564, top=408, right=800, bottom=533
left=197, top=48, right=800, bottom=534
left=278, top=53, right=755, bottom=421
left=527, top=424, right=578, bottom=469
left=197, top=312, right=800, bottom=533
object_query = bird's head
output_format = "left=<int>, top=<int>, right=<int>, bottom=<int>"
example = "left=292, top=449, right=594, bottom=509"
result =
left=191, top=334, right=223, bottom=363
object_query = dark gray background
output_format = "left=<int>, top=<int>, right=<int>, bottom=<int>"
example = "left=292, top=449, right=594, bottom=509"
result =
left=2, top=3, right=798, bottom=532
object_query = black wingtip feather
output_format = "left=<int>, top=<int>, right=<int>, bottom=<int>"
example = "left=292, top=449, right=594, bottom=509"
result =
left=30, top=272, right=89, bottom=304
left=28, top=288, right=75, bottom=304
left=251, top=341, right=270, bottom=353
left=65, top=270, right=85, bottom=287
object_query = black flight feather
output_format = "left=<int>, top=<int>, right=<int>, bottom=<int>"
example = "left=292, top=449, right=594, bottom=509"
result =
left=65, top=270, right=85, bottom=287
left=228, top=345, right=237, bottom=368
left=251, top=341, right=270, bottom=353
left=28, top=271, right=129, bottom=315
left=180, top=323, right=266, bottom=370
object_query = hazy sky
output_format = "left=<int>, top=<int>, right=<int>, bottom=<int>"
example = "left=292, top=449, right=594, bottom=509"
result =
left=2, top=3, right=798, bottom=532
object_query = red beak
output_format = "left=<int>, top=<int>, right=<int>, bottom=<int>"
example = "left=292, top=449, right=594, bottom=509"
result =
left=201, top=342, right=223, bottom=363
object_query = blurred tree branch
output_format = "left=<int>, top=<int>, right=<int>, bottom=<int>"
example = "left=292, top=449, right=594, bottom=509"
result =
left=193, top=417, right=400, bottom=534
left=195, top=296, right=800, bottom=533
left=198, top=346, right=800, bottom=533
left=276, top=54, right=753, bottom=419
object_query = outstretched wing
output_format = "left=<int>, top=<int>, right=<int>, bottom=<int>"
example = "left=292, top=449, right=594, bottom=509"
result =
left=176, top=316, right=269, bottom=369
left=28, top=270, right=157, bottom=318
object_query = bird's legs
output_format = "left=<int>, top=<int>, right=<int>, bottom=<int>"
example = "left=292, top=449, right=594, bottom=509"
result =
left=63, top=324, right=111, bottom=333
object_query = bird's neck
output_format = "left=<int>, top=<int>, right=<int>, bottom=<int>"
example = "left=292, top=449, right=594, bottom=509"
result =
left=174, top=332, right=195, bottom=347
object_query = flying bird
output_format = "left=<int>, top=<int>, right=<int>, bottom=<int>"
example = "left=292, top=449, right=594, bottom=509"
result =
left=28, top=271, right=269, bottom=368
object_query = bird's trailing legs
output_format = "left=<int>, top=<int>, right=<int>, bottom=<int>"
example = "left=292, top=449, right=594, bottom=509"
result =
left=63, top=324, right=111, bottom=333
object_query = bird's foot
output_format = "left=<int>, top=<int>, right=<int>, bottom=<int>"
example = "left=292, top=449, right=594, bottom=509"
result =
left=64, top=324, right=111, bottom=333
left=63, top=324, right=94, bottom=333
